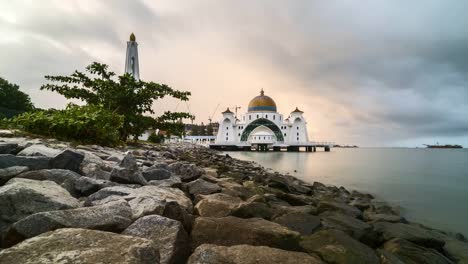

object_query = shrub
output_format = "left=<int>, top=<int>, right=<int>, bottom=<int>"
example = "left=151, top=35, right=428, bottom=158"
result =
left=11, top=104, right=124, bottom=146
left=148, top=132, right=165, bottom=143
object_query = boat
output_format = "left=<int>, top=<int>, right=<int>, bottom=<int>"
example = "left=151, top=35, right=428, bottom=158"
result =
left=424, top=144, right=463, bottom=149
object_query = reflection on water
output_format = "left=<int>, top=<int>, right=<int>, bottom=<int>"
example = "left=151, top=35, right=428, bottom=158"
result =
left=225, top=148, right=468, bottom=236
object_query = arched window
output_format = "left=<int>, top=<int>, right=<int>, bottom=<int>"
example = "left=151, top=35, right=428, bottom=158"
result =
left=297, top=132, right=299, bottom=136
left=226, top=137, right=228, bottom=141
left=284, top=133, right=286, bottom=136
left=297, top=126, right=299, bottom=130
left=238, top=133, right=241, bottom=136
left=249, top=115, right=251, bottom=120
left=297, top=137, right=299, bottom=141
left=266, top=115, right=268, bottom=119
left=273, top=115, right=276, bottom=120
left=257, top=115, right=259, bottom=119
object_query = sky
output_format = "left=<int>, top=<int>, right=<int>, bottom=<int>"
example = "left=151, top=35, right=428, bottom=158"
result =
left=1, top=0, right=467, bottom=147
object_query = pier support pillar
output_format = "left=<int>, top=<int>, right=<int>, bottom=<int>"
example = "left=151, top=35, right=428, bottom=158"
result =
left=273, top=146, right=281, bottom=152
left=325, top=146, right=330, bottom=152
left=313, top=147, right=316, bottom=152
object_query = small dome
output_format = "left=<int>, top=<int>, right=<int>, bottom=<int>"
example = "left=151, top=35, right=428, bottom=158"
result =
left=248, top=89, right=277, bottom=112
left=130, top=33, right=136, bottom=41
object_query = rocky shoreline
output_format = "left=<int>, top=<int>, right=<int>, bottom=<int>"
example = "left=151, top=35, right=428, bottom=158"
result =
left=0, top=132, right=467, bottom=263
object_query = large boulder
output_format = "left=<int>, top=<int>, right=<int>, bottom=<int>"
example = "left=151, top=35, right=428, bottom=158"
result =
left=194, top=193, right=243, bottom=217
left=373, top=222, right=446, bottom=250
left=317, top=200, right=363, bottom=218
left=0, top=154, right=50, bottom=170
left=0, top=178, right=80, bottom=237
left=143, top=168, right=172, bottom=181
left=0, top=166, right=28, bottom=185
left=444, top=239, right=468, bottom=263
left=49, top=149, right=85, bottom=172
left=17, top=144, right=61, bottom=157
left=0, top=143, right=23, bottom=155
left=110, top=153, right=148, bottom=185
left=185, top=179, right=221, bottom=196
left=168, top=162, right=203, bottom=182
left=148, top=175, right=182, bottom=188
left=191, top=216, right=301, bottom=251
left=3, top=200, right=133, bottom=247
left=188, top=244, right=325, bottom=264
left=300, top=229, right=380, bottom=264
left=273, top=212, right=321, bottom=235
left=231, top=199, right=276, bottom=220
left=381, top=238, right=453, bottom=264
left=123, top=215, right=189, bottom=264
left=320, top=211, right=373, bottom=241
left=0, top=228, right=160, bottom=264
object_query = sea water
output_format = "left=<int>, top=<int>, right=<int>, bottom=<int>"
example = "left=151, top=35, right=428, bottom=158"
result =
left=225, top=148, right=468, bottom=236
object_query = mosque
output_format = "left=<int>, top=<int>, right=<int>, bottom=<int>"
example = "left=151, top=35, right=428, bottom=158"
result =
left=210, top=90, right=330, bottom=151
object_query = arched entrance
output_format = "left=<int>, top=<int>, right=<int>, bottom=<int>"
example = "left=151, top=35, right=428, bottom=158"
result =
left=240, top=118, right=284, bottom=141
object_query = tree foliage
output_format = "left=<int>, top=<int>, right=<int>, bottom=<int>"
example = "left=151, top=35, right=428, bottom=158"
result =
left=40, top=62, right=193, bottom=141
left=0, top=77, right=34, bottom=118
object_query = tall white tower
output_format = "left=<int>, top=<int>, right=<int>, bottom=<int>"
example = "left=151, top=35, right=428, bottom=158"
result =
left=125, top=33, right=140, bottom=80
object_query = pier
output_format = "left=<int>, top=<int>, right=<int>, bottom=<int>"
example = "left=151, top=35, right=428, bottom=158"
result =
left=209, top=142, right=334, bottom=152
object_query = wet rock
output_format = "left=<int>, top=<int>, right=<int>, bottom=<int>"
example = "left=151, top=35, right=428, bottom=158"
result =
left=382, top=238, right=453, bottom=264
left=0, top=143, right=23, bottom=155
left=110, top=153, right=147, bottom=185
left=123, top=215, right=189, bottom=264
left=277, top=192, right=316, bottom=206
left=168, top=162, right=203, bottom=182
left=373, top=222, right=446, bottom=250
left=317, top=200, right=362, bottom=218
left=0, top=166, right=28, bottom=185
left=0, top=178, right=80, bottom=236
left=232, top=199, right=275, bottom=220
left=191, top=216, right=301, bottom=251
left=188, top=244, right=325, bottom=264
left=0, top=228, right=159, bottom=264
left=0, top=154, right=50, bottom=170
left=3, top=200, right=132, bottom=247
left=444, top=239, right=468, bottom=263
left=143, top=168, right=172, bottom=181
left=148, top=175, right=182, bottom=188
left=49, top=149, right=84, bottom=173
left=194, top=193, right=243, bottom=217
left=273, top=212, right=321, bottom=235
left=377, top=249, right=406, bottom=264
left=219, top=180, right=258, bottom=199
left=320, top=211, right=373, bottom=241
left=186, top=179, right=221, bottom=196
left=17, top=144, right=61, bottom=157
left=300, top=229, right=380, bottom=264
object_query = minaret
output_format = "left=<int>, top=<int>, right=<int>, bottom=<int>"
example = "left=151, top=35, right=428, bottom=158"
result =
left=125, top=33, right=140, bottom=80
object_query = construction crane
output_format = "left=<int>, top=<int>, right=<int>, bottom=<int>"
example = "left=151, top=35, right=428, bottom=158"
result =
left=230, top=106, right=241, bottom=119
left=208, top=103, right=220, bottom=124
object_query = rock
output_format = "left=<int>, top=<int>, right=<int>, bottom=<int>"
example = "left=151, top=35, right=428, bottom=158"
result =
left=0, top=178, right=80, bottom=236
left=0, top=228, right=159, bottom=264
left=276, top=192, right=316, bottom=206
left=232, top=199, right=275, bottom=220
left=168, top=162, right=203, bottom=182
left=320, top=211, right=373, bottom=241
left=110, top=153, right=148, bottom=185
left=106, top=154, right=123, bottom=162
left=317, top=200, right=362, bottom=218
left=364, top=211, right=403, bottom=223
left=300, top=229, right=380, bottom=264
left=3, top=200, right=133, bottom=247
left=49, top=149, right=84, bottom=173
left=273, top=212, right=321, bottom=235
left=444, top=239, right=468, bottom=263
left=143, top=168, right=172, bottom=181
left=17, top=144, right=61, bottom=157
left=191, top=216, right=301, bottom=251
left=271, top=204, right=318, bottom=217
left=186, top=179, right=221, bottom=196
left=148, top=162, right=170, bottom=170
left=377, top=249, right=406, bottom=264
left=0, top=166, right=29, bottom=185
left=148, top=175, right=182, bottom=188
left=86, top=185, right=193, bottom=216
left=161, top=201, right=194, bottom=233
left=219, top=180, right=258, bottom=199
left=0, top=154, right=50, bottom=170
left=80, top=162, right=110, bottom=180
left=0, top=130, right=14, bottom=137
left=373, top=222, right=446, bottom=250
left=194, top=193, right=243, bottom=217
left=123, top=215, right=189, bottom=264
left=188, top=244, right=325, bottom=264
left=382, top=238, right=453, bottom=264
left=0, top=143, right=22, bottom=155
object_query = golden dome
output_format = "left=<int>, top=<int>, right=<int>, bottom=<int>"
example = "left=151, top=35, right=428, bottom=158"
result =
left=130, top=33, right=136, bottom=41
left=248, top=89, right=277, bottom=112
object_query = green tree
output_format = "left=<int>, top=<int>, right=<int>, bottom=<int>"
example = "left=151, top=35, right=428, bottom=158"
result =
left=0, top=77, right=34, bottom=118
left=206, top=123, right=214, bottom=135
left=40, top=62, right=193, bottom=141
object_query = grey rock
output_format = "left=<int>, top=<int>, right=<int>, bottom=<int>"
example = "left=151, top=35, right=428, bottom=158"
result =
left=17, top=144, right=61, bottom=157
left=0, top=228, right=159, bottom=264
left=320, top=211, right=373, bottom=241
left=0, top=178, right=80, bottom=236
left=382, top=238, right=453, bottom=264
left=194, top=193, right=243, bottom=217
left=110, top=153, right=148, bottom=185
left=0, top=154, right=50, bottom=170
left=148, top=175, right=182, bottom=188
left=168, top=162, right=203, bottom=182
left=143, top=168, right=172, bottom=181
left=161, top=201, right=194, bottom=233
left=191, top=216, right=301, bottom=251
left=188, top=244, right=325, bottom=264
left=273, top=212, right=321, bottom=235
left=232, top=199, right=276, bottom=220
left=49, top=149, right=84, bottom=172
left=444, top=239, right=468, bottom=263
left=0, top=166, right=29, bottom=185
left=123, top=215, right=189, bottom=264
left=0, top=143, right=22, bottom=155
left=3, top=200, right=133, bottom=247
left=80, top=163, right=111, bottom=180
left=300, top=229, right=380, bottom=264
left=317, top=200, right=363, bottom=218
left=186, top=179, right=221, bottom=196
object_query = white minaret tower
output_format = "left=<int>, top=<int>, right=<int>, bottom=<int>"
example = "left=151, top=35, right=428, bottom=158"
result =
left=125, top=33, right=140, bottom=80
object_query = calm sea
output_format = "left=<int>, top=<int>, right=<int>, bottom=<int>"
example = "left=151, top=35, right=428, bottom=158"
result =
left=224, top=148, right=468, bottom=236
